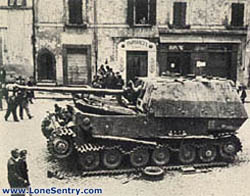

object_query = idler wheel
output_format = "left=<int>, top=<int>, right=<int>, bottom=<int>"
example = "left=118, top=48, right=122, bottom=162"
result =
left=47, top=136, right=73, bottom=159
left=219, top=141, right=238, bottom=161
left=103, top=149, right=122, bottom=169
left=198, top=145, right=217, bottom=163
left=79, top=152, right=100, bottom=170
left=130, top=149, right=149, bottom=167
left=152, top=147, right=170, bottom=166
left=178, top=144, right=196, bottom=164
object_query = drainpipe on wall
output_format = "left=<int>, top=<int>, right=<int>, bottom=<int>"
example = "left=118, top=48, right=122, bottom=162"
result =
left=93, top=0, right=98, bottom=76
left=32, top=0, right=37, bottom=82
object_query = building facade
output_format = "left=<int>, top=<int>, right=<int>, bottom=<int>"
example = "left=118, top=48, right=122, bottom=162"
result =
left=0, top=0, right=33, bottom=78
left=2, top=0, right=249, bottom=86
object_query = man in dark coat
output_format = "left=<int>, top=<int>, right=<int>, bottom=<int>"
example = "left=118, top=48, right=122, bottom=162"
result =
left=17, top=150, right=30, bottom=190
left=7, top=149, right=26, bottom=196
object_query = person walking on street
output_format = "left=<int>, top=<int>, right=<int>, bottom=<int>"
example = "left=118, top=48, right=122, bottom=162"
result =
left=19, top=90, right=33, bottom=120
left=5, top=92, right=19, bottom=122
left=0, top=66, right=6, bottom=84
left=27, top=77, right=35, bottom=104
left=0, top=84, right=3, bottom=110
left=7, top=149, right=27, bottom=196
left=240, top=86, right=247, bottom=104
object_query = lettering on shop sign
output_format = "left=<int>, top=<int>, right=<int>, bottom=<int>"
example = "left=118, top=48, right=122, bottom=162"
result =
left=168, top=45, right=184, bottom=51
left=126, top=39, right=149, bottom=49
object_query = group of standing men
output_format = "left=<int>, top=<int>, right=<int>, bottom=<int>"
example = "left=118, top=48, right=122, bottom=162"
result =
left=8, top=149, right=30, bottom=196
left=4, top=87, right=33, bottom=122
left=92, top=64, right=124, bottom=89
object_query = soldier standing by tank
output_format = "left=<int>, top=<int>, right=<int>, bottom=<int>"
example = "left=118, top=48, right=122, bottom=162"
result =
left=114, top=72, right=124, bottom=89
left=7, top=149, right=27, bottom=196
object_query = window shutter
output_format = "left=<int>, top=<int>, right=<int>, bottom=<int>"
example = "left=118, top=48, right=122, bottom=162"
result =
left=69, top=0, right=83, bottom=24
left=173, top=2, right=181, bottom=26
left=237, top=3, right=244, bottom=26
left=180, top=2, right=186, bottom=27
left=127, top=0, right=134, bottom=26
left=173, top=2, right=186, bottom=27
left=150, top=0, right=156, bottom=25
left=68, top=0, right=76, bottom=24
left=75, top=0, right=83, bottom=24
left=231, top=3, right=244, bottom=26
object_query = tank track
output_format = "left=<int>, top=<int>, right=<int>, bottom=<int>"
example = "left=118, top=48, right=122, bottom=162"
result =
left=59, top=162, right=228, bottom=177
left=46, top=124, right=242, bottom=175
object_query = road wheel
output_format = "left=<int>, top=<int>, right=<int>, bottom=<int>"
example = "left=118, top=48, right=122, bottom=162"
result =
left=130, top=148, right=149, bottom=167
left=178, top=143, right=196, bottom=164
left=198, top=145, right=217, bottom=163
left=152, top=147, right=170, bottom=166
left=103, top=149, right=122, bottom=169
left=47, top=136, right=73, bottom=159
left=79, top=152, right=100, bottom=170
left=219, top=141, right=238, bottom=161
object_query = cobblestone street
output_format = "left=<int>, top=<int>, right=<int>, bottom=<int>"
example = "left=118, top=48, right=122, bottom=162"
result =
left=0, top=97, right=250, bottom=196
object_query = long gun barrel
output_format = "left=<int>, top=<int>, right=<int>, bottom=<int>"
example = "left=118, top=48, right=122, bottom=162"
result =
left=15, top=85, right=124, bottom=96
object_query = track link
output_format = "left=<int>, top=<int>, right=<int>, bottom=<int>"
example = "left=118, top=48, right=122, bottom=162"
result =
left=80, top=161, right=229, bottom=177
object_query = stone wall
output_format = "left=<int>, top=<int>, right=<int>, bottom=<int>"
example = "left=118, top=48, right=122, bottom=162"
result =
left=0, top=2, right=33, bottom=78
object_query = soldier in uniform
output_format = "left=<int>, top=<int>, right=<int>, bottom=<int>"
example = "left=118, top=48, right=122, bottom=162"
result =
left=5, top=91, right=19, bottom=122
left=19, top=90, right=33, bottom=120
left=7, top=149, right=26, bottom=196
left=0, top=83, right=3, bottom=110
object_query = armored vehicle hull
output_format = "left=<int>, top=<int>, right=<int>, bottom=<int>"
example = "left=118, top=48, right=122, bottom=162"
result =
left=34, top=76, right=248, bottom=170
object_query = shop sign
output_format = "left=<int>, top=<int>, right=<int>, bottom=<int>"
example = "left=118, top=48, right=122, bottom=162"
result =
left=126, top=39, right=149, bottom=49
left=168, top=45, right=184, bottom=51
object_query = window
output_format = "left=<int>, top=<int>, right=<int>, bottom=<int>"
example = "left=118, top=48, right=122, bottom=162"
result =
left=173, top=2, right=186, bottom=28
left=127, top=0, right=156, bottom=26
left=68, top=0, right=83, bottom=25
left=231, top=3, right=244, bottom=27
left=8, top=0, right=26, bottom=6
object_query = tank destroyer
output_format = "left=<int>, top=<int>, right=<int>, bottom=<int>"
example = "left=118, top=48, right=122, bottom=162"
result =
left=22, top=76, right=248, bottom=171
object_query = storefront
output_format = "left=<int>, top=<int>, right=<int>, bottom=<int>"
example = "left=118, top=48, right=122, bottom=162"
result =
left=158, top=43, right=238, bottom=81
left=118, top=39, right=157, bottom=83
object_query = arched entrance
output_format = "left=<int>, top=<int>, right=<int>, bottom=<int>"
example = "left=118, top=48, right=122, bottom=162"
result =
left=37, top=49, right=56, bottom=81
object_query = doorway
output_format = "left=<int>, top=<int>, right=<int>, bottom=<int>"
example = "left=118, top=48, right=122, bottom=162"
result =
left=37, top=49, right=56, bottom=81
left=126, top=51, right=148, bottom=82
